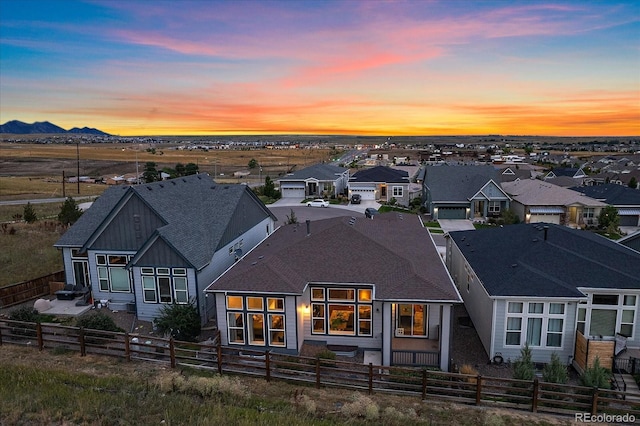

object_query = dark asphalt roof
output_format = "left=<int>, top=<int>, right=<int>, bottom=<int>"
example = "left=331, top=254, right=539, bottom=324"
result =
left=208, top=214, right=461, bottom=303
left=449, top=223, right=640, bottom=298
left=55, top=174, right=275, bottom=270
left=425, top=165, right=500, bottom=202
left=570, top=183, right=640, bottom=206
left=350, top=166, right=409, bottom=183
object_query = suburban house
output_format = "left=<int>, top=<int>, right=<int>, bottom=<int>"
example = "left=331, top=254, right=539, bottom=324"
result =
left=206, top=214, right=462, bottom=371
left=501, top=179, right=607, bottom=226
left=446, top=223, right=640, bottom=367
left=544, top=167, right=588, bottom=180
left=277, top=164, right=349, bottom=199
left=348, top=166, right=411, bottom=206
left=570, top=183, right=640, bottom=228
left=54, top=174, right=277, bottom=324
left=619, top=230, right=640, bottom=253
left=422, top=165, right=511, bottom=220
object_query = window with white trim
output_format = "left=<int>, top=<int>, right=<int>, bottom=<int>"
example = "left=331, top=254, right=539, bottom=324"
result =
left=311, top=286, right=373, bottom=336
left=396, top=304, right=428, bottom=337
left=140, top=267, right=189, bottom=304
left=225, top=295, right=286, bottom=347
left=586, top=293, right=637, bottom=338
left=505, top=301, right=565, bottom=348
left=488, top=201, right=501, bottom=214
left=392, top=186, right=403, bottom=197
left=96, top=255, right=132, bottom=293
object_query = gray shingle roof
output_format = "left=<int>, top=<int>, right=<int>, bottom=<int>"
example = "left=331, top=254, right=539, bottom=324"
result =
left=501, top=179, right=606, bottom=207
left=55, top=174, right=275, bottom=270
left=449, top=224, right=640, bottom=298
left=278, top=164, right=347, bottom=181
left=570, top=183, right=640, bottom=206
left=350, top=166, right=408, bottom=183
left=208, top=214, right=461, bottom=303
left=425, top=165, right=501, bottom=202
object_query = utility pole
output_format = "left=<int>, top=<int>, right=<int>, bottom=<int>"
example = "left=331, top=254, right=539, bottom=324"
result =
left=76, top=141, right=80, bottom=194
left=62, top=170, right=66, bottom=198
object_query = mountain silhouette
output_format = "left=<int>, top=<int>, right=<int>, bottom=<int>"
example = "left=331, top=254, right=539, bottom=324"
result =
left=0, top=120, right=110, bottom=136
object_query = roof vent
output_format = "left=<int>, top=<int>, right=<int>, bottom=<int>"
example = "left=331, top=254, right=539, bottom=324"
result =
left=146, top=186, right=152, bottom=191
left=258, top=255, right=264, bottom=259
left=159, top=183, right=164, bottom=188
left=171, top=181, right=176, bottom=185
left=348, top=217, right=356, bottom=225
left=532, top=238, right=538, bottom=242
left=512, top=264, right=518, bottom=268
left=251, top=262, right=257, bottom=266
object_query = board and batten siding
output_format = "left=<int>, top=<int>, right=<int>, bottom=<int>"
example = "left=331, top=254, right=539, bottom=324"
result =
left=61, top=247, right=77, bottom=286
left=492, top=299, right=578, bottom=365
left=132, top=267, right=198, bottom=323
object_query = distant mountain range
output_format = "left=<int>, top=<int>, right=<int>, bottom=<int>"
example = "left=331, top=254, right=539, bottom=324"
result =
left=0, top=120, right=110, bottom=136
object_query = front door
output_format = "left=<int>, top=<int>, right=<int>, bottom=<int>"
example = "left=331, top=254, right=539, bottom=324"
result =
left=308, top=182, right=317, bottom=196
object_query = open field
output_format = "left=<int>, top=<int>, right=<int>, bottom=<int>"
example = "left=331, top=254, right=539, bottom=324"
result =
left=0, top=344, right=568, bottom=425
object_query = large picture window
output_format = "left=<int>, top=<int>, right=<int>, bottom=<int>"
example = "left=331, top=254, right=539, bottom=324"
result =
left=225, top=295, right=286, bottom=347
left=140, top=268, right=189, bottom=304
left=505, top=301, right=565, bottom=348
left=581, top=293, right=637, bottom=338
left=96, top=254, right=132, bottom=293
left=311, top=286, right=373, bottom=337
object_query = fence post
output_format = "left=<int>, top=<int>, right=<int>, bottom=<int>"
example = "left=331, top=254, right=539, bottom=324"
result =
left=591, top=387, right=599, bottom=415
left=368, top=363, right=373, bottom=395
left=36, top=322, right=43, bottom=351
left=265, top=351, right=271, bottom=382
left=531, top=378, right=539, bottom=412
left=79, top=327, right=86, bottom=356
left=216, top=340, right=222, bottom=375
left=475, top=375, right=482, bottom=405
left=421, top=369, right=428, bottom=400
left=169, top=338, right=176, bottom=368
left=0, top=321, right=3, bottom=345
left=124, top=332, right=130, bottom=361
left=315, top=358, right=321, bottom=389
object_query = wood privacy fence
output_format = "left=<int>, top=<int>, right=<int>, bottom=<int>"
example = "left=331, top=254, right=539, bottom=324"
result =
left=0, top=319, right=638, bottom=419
left=0, top=270, right=65, bottom=309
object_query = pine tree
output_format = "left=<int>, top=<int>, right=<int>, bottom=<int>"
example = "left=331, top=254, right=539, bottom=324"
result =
left=23, top=202, right=38, bottom=223
left=513, top=344, right=535, bottom=381
left=542, top=352, right=568, bottom=384
left=58, top=197, right=83, bottom=225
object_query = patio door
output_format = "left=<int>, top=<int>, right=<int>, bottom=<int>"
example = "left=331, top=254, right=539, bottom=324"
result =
left=72, top=260, right=89, bottom=288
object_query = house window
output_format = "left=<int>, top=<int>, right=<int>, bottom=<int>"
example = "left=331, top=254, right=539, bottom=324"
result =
left=396, top=304, right=428, bottom=337
left=311, top=286, right=373, bottom=337
left=140, top=267, right=190, bottom=304
left=71, top=249, right=89, bottom=288
left=225, top=295, right=286, bottom=347
left=488, top=201, right=501, bottom=214
left=577, top=305, right=586, bottom=334
left=583, top=208, right=595, bottom=219
left=392, top=186, right=403, bottom=197
left=505, top=301, right=565, bottom=348
left=587, top=293, right=637, bottom=338
left=96, top=254, right=132, bottom=293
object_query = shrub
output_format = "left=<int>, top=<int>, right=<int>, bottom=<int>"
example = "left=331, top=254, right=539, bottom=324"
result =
left=513, top=344, right=535, bottom=381
left=285, top=209, right=298, bottom=224
left=58, top=197, right=83, bottom=225
left=542, top=352, right=568, bottom=384
left=459, top=364, right=479, bottom=384
left=580, top=357, right=611, bottom=389
left=9, top=306, right=56, bottom=324
left=23, top=202, right=38, bottom=223
left=154, top=302, right=201, bottom=342
left=340, top=392, right=379, bottom=420
left=316, top=349, right=336, bottom=360
left=76, top=313, right=124, bottom=332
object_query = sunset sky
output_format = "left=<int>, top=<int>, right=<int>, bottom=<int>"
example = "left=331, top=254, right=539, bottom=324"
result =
left=1, top=0, right=638, bottom=136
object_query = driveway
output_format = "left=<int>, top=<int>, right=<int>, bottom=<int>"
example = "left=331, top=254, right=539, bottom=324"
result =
left=437, top=219, right=475, bottom=233
left=269, top=198, right=381, bottom=217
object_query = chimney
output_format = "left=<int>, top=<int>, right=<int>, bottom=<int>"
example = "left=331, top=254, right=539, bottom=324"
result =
left=306, top=219, right=311, bottom=236
left=543, top=225, right=549, bottom=241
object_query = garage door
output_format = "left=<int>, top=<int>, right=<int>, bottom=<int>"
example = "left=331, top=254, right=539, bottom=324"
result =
left=350, top=188, right=375, bottom=200
left=281, top=186, right=305, bottom=199
left=438, top=207, right=467, bottom=219
left=529, top=214, right=561, bottom=225
left=620, top=215, right=639, bottom=227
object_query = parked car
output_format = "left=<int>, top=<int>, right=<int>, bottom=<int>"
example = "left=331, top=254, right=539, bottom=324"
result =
left=307, top=199, right=329, bottom=208
left=350, top=194, right=361, bottom=204
left=365, top=208, right=379, bottom=219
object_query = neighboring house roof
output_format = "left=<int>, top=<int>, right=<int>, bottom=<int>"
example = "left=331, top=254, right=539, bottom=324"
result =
left=425, top=165, right=502, bottom=202
left=350, top=165, right=409, bottom=184
left=499, top=169, right=540, bottom=183
left=449, top=224, right=640, bottom=298
left=544, top=167, right=586, bottom=179
left=55, top=174, right=276, bottom=270
left=543, top=176, right=585, bottom=188
left=618, top=230, right=640, bottom=253
left=278, top=164, right=347, bottom=182
left=208, top=214, right=461, bottom=303
left=570, top=183, right=640, bottom=206
left=501, top=179, right=607, bottom=207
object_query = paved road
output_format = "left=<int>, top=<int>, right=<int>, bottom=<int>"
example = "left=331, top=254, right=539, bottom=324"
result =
left=0, top=196, right=96, bottom=206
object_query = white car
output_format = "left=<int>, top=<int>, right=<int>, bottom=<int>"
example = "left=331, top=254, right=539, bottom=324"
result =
left=307, top=199, right=329, bottom=208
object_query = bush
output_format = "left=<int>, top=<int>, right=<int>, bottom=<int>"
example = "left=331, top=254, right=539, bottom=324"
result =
left=23, top=202, right=38, bottom=223
left=154, top=302, right=201, bottom=342
left=9, top=306, right=56, bottom=323
left=58, top=197, right=83, bottom=225
left=76, top=313, right=124, bottom=332
left=513, top=344, right=535, bottom=381
left=340, top=393, right=379, bottom=420
left=542, top=352, right=568, bottom=384
left=459, top=364, right=479, bottom=384
left=580, top=357, right=611, bottom=389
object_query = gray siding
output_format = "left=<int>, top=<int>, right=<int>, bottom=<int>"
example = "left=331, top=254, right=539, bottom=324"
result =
left=87, top=249, right=136, bottom=305
left=492, top=299, right=578, bottom=364
left=90, top=194, right=164, bottom=251
left=133, top=267, right=198, bottom=323
left=61, top=247, right=75, bottom=285
left=219, top=191, right=274, bottom=250
left=136, top=238, right=191, bottom=268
